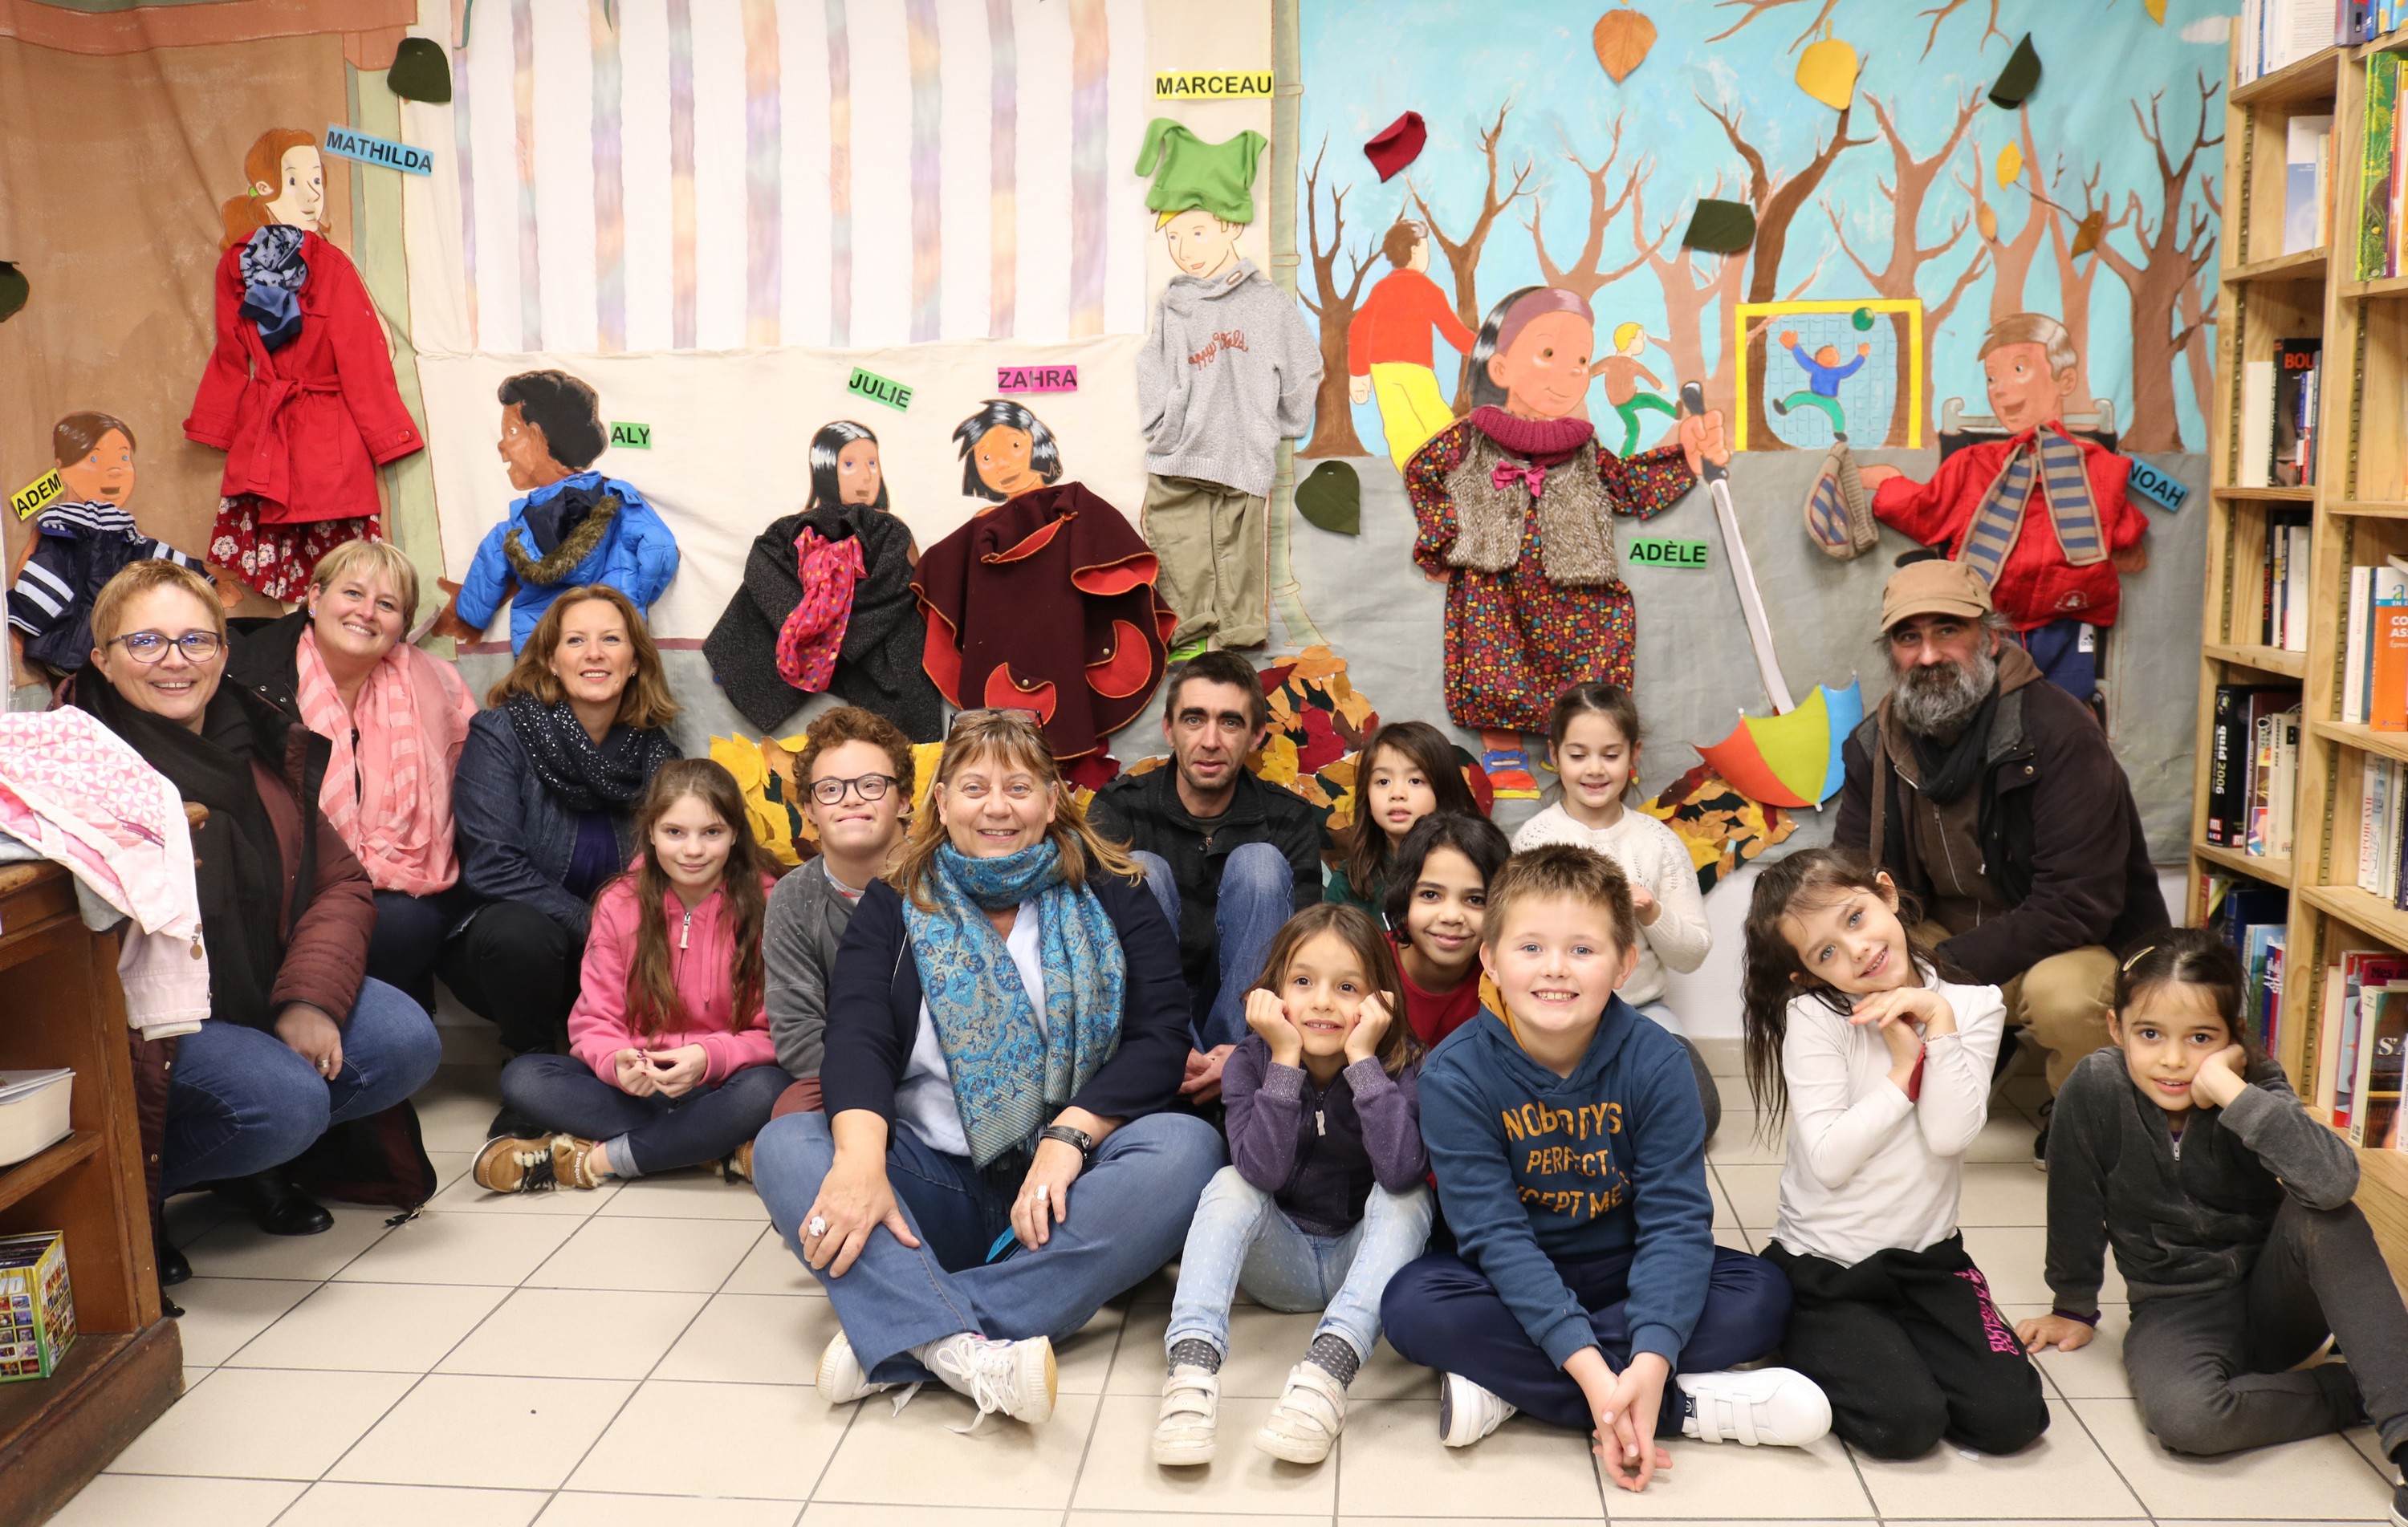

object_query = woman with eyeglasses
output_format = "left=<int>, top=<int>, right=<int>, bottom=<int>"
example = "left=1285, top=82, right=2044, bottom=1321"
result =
left=73, top=562, right=441, bottom=1277
left=225, top=539, right=478, bottom=1012
left=751, top=710, right=1224, bottom=1428
left=442, top=586, right=681, bottom=1126
left=760, top=706, right=919, bottom=1118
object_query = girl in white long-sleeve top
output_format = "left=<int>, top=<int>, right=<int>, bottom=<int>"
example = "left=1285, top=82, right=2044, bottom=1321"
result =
left=1739, top=847, right=2048, bottom=1461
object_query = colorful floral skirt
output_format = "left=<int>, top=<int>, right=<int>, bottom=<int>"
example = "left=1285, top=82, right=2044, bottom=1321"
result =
left=210, top=495, right=380, bottom=603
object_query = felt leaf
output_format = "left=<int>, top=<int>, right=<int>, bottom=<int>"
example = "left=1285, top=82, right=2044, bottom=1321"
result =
left=387, top=36, right=452, bottom=103
left=1295, top=461, right=1361, bottom=534
left=1682, top=197, right=1756, bottom=253
left=1592, top=6, right=1657, bottom=84
left=1795, top=35, right=1859, bottom=110
left=1989, top=33, right=2041, bottom=108
left=2143, top=0, right=2166, bottom=21
left=1977, top=201, right=1999, bottom=242
left=2070, top=209, right=2105, bottom=257
left=1996, top=141, right=2024, bottom=187
left=0, top=262, right=23, bottom=324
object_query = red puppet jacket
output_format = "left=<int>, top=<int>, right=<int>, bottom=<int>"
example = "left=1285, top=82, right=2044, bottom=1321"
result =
left=1869, top=425, right=2146, bottom=630
left=185, top=231, right=425, bottom=525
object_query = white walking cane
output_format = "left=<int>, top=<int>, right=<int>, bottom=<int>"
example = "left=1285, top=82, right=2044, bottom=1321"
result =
left=1681, top=381, right=1792, bottom=714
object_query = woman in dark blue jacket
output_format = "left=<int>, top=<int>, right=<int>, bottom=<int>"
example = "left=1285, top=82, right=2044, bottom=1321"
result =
left=440, top=585, right=679, bottom=1061
left=752, top=711, right=1224, bottom=1428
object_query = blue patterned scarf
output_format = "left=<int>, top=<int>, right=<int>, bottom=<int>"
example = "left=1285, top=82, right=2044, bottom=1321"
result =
left=903, top=839, right=1126, bottom=1167
left=238, top=225, right=308, bottom=351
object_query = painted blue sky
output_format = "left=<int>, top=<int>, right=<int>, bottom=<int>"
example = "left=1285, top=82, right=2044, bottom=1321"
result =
left=1300, top=0, right=2236, bottom=457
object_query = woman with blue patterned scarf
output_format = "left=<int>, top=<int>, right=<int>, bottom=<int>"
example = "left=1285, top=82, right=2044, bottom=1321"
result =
left=752, top=711, right=1225, bottom=1427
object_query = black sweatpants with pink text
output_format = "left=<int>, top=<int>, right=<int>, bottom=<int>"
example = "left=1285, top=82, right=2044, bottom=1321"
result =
left=1764, top=1233, right=2048, bottom=1459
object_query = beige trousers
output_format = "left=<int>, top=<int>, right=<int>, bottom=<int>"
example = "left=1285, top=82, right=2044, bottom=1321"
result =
left=1141, top=473, right=1270, bottom=650
left=1918, top=924, right=2118, bottom=1093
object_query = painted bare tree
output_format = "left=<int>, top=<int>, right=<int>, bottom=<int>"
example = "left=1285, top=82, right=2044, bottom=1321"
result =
left=1822, top=90, right=1989, bottom=445
left=1706, top=0, right=2003, bottom=58
left=1298, top=140, right=1374, bottom=460
left=2048, top=164, right=2126, bottom=414
left=1971, top=109, right=2050, bottom=322
left=1525, top=115, right=1658, bottom=300
left=1407, top=102, right=1534, bottom=408
left=2094, top=71, right=2222, bottom=452
left=1634, top=169, right=1750, bottom=422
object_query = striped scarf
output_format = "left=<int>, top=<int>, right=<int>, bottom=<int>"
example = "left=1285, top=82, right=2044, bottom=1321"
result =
left=1956, top=428, right=2106, bottom=589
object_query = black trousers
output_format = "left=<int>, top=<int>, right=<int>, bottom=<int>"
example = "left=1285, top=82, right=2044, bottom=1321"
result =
left=1765, top=1233, right=2049, bottom=1459
left=436, top=900, right=584, bottom=1057
left=2125, top=1196, right=2408, bottom=1459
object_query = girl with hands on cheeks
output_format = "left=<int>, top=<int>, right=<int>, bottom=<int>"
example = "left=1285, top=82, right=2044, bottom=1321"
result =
left=475, top=760, right=790, bottom=1194
left=1738, top=849, right=2048, bottom=1462
left=1153, top=905, right=1434, bottom=1469
left=2015, top=932, right=2408, bottom=1476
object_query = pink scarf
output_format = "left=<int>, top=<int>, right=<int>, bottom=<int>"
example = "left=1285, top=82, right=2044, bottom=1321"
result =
left=775, top=529, right=866, bottom=692
left=296, top=627, right=479, bottom=896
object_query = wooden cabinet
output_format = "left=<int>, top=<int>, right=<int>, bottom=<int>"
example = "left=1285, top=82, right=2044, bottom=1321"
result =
left=0, top=862, right=182, bottom=1522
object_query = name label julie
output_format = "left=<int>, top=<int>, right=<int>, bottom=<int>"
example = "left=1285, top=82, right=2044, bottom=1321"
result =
left=9, top=469, right=63, bottom=521
left=1624, top=536, right=1711, bottom=570
left=2125, top=457, right=2190, bottom=513
left=996, top=364, right=1078, bottom=393
left=323, top=124, right=433, bottom=176
left=847, top=368, right=912, bottom=410
left=1154, top=71, right=1273, bottom=99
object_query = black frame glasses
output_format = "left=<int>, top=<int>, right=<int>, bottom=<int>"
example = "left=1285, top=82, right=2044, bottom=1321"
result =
left=110, top=630, right=223, bottom=665
left=809, top=772, right=898, bottom=806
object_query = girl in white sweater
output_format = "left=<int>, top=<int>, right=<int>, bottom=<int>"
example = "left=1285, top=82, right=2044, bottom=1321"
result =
left=1739, top=847, right=2047, bottom=1460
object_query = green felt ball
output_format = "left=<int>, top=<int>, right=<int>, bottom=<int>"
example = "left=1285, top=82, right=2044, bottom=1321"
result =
left=1851, top=307, right=1874, bottom=331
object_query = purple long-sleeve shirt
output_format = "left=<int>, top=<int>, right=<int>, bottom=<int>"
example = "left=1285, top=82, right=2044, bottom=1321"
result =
left=1222, top=1033, right=1426, bottom=1238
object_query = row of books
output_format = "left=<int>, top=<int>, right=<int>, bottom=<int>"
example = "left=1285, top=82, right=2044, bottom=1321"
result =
left=2321, top=948, right=2408, bottom=1148
left=2205, top=873, right=2290, bottom=1055
left=2286, top=113, right=2336, bottom=257
left=2363, top=50, right=2408, bottom=279
left=2345, top=2, right=2408, bottom=46
left=2358, top=754, right=2408, bottom=902
left=2341, top=558, right=2408, bottom=728
left=2256, top=510, right=2315, bottom=649
left=2207, top=684, right=2304, bottom=855
left=2239, top=0, right=2343, bottom=83
left=2237, top=342, right=2321, bottom=489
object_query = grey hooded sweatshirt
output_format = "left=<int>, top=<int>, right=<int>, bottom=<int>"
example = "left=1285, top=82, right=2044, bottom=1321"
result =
left=1137, top=258, right=1323, bottom=497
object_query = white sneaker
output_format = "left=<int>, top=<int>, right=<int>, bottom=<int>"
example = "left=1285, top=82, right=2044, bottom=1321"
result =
left=1438, top=1371, right=1515, bottom=1448
left=815, top=1330, right=896, bottom=1406
left=1256, top=1360, right=1348, bottom=1464
left=925, top=1331, right=1057, bottom=1424
left=1151, top=1364, right=1221, bottom=1465
left=1675, top=1367, right=1832, bottom=1446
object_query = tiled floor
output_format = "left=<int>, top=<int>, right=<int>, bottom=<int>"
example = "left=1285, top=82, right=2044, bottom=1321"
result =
left=52, top=1063, right=2401, bottom=1527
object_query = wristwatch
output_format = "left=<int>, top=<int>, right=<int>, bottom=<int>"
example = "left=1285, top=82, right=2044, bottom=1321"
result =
left=1039, top=1123, right=1096, bottom=1164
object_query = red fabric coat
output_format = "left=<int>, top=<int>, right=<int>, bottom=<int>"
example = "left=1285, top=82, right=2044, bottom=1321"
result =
left=1869, top=426, right=2145, bottom=630
left=912, top=482, right=1177, bottom=774
left=185, top=231, right=424, bottom=525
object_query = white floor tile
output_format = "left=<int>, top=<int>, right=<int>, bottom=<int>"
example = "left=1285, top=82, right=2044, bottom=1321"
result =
left=1071, top=1392, right=1338, bottom=1515
left=425, top=1165, right=624, bottom=1216
left=1713, top=1164, right=1784, bottom=1229
left=335, top=1209, right=583, bottom=1286
left=1954, top=1163, right=2051, bottom=1227
left=168, top=1277, right=319, bottom=1366
left=226, top=1280, right=509, bottom=1372
left=276, top=1480, right=551, bottom=1527
left=528, top=1214, right=765, bottom=1293
left=547, top=1497, right=807, bottom=1527
left=109, top=1367, right=416, bottom=1480
left=1965, top=1108, right=2048, bottom=1163
left=597, top=1168, right=775, bottom=1220
left=1604, top=1432, right=1875, bottom=1518
left=327, top=1373, right=637, bottom=1490
left=650, top=1291, right=840, bottom=1386
left=438, top=1286, right=710, bottom=1379
left=49, top=1473, right=303, bottom=1527
left=567, top=1379, right=846, bottom=1499
left=414, top=1070, right=511, bottom=1153
left=812, top=1389, right=1102, bottom=1509
left=808, top=1510, right=1054, bottom=1527
left=2070, top=1397, right=2395, bottom=1519
left=1707, top=1111, right=1786, bottom=1166
left=1958, top=1225, right=2126, bottom=1306
left=1108, top=1304, right=1324, bottom=1397
left=1847, top=1399, right=2142, bottom=1517
left=1335, top=1400, right=1610, bottom=1517
left=181, top=1204, right=396, bottom=1281
left=720, top=1225, right=820, bottom=1296
left=2000, top=1302, right=2131, bottom=1399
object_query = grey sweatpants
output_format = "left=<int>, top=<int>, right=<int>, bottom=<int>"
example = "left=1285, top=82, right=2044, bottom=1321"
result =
left=2125, top=1196, right=2408, bottom=1460
left=1141, top=473, right=1269, bottom=649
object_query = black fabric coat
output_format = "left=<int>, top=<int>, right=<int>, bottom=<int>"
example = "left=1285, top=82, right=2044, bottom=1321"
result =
left=702, top=502, right=942, bottom=740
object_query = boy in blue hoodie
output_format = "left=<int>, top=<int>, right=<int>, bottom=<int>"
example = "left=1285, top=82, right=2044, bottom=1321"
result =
left=1381, top=844, right=1830, bottom=1486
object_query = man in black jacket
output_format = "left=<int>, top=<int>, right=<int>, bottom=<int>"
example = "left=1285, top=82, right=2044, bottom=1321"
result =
left=1087, top=651, right=1325, bottom=1102
left=1836, top=560, right=2168, bottom=1139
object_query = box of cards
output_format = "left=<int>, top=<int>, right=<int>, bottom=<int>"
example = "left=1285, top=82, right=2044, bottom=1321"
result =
left=0, top=1231, right=75, bottom=1382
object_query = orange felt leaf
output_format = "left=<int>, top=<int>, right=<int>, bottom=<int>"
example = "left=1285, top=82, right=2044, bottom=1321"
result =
left=1592, top=6, right=1656, bottom=84
left=1977, top=201, right=1999, bottom=243
left=2070, top=209, right=2105, bottom=257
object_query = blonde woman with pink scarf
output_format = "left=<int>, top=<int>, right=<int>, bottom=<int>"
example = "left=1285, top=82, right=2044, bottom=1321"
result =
left=229, top=539, right=477, bottom=1010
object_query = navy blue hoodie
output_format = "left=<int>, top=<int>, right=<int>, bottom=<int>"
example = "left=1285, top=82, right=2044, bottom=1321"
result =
left=1418, top=997, right=1714, bottom=1367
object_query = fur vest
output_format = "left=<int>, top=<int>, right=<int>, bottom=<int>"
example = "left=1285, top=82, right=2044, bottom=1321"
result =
left=1442, top=433, right=1623, bottom=585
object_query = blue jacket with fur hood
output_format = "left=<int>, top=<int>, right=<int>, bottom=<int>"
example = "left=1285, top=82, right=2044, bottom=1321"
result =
left=456, top=471, right=679, bottom=652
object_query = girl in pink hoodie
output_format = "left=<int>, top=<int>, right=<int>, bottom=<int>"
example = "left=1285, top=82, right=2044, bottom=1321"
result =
left=476, top=759, right=788, bottom=1192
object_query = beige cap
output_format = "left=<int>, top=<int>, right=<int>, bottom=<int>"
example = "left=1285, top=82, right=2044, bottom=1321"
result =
left=1880, top=558, right=1992, bottom=629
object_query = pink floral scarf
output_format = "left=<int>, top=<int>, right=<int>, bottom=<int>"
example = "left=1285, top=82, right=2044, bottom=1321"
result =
left=295, top=627, right=479, bottom=896
left=774, top=529, right=866, bottom=692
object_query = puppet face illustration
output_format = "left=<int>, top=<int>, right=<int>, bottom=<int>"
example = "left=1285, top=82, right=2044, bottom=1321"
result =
left=973, top=426, right=1043, bottom=497
left=837, top=437, right=883, bottom=506
left=1488, top=310, right=1597, bottom=420
left=1163, top=209, right=1242, bottom=280
left=58, top=429, right=134, bottom=506
left=498, top=403, right=565, bottom=491
left=1983, top=339, right=2075, bottom=434
left=257, top=145, right=325, bottom=232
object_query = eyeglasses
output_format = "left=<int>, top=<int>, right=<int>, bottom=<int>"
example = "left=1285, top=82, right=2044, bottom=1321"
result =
left=111, top=630, right=223, bottom=665
left=809, top=772, right=897, bottom=806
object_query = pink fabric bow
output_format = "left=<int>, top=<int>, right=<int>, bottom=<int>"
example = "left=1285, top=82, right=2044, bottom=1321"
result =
left=1491, top=459, right=1548, bottom=497
left=775, top=530, right=867, bottom=692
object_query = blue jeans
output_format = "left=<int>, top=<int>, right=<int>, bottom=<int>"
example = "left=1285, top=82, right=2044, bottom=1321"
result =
left=1166, top=1164, right=1434, bottom=1364
left=755, top=1107, right=1226, bottom=1384
left=1131, top=843, right=1298, bottom=1050
left=2018, top=618, right=2098, bottom=704
left=1381, top=1245, right=1792, bottom=1435
left=164, top=977, right=442, bottom=1195
left=498, top=1054, right=789, bottom=1175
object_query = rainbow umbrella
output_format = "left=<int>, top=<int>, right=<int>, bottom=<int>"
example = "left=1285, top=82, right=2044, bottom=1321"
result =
left=1692, top=680, right=1864, bottom=810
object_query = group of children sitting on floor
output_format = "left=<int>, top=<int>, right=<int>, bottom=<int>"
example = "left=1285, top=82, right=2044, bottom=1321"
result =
left=472, top=676, right=2408, bottom=1500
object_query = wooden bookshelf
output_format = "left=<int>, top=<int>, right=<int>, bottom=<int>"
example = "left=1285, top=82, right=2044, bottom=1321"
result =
left=2199, top=38, right=2408, bottom=1275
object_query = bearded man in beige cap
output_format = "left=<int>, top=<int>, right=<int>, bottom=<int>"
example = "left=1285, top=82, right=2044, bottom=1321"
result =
left=1834, top=556, right=2169, bottom=1163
